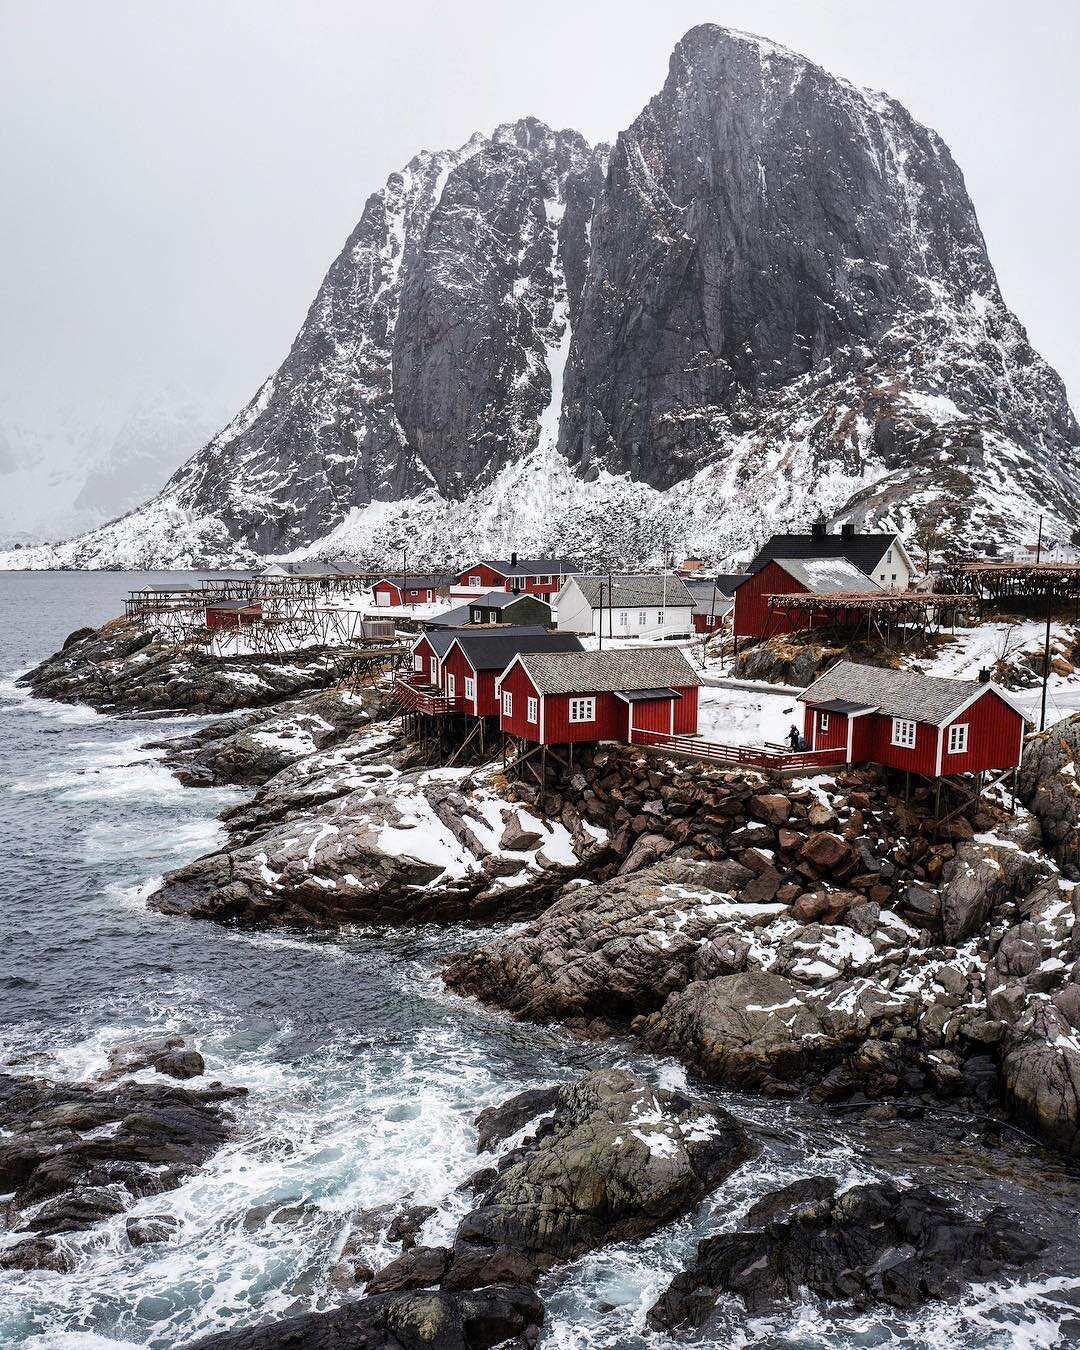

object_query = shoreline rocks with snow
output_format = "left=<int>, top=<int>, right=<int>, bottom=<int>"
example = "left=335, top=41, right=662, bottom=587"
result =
left=366, top=1068, right=753, bottom=1293
left=20, top=620, right=354, bottom=715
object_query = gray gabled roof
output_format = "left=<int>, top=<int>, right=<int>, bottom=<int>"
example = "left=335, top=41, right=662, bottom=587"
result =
left=516, top=647, right=703, bottom=694
left=377, top=573, right=453, bottom=589
left=451, top=630, right=583, bottom=671
left=566, top=574, right=697, bottom=609
left=799, top=660, right=994, bottom=724
left=467, top=590, right=550, bottom=611
left=463, top=558, right=579, bottom=577
left=769, top=557, right=883, bottom=595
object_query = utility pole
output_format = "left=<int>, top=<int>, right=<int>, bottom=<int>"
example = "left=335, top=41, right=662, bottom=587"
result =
left=1035, top=515, right=1043, bottom=564
left=598, top=582, right=603, bottom=651
left=1040, top=583, right=1053, bottom=732
left=401, top=546, right=408, bottom=608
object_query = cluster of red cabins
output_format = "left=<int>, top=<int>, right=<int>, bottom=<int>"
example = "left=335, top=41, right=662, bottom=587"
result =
left=395, top=624, right=1029, bottom=778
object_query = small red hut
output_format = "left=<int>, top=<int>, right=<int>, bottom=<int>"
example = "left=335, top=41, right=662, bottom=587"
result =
left=455, top=556, right=579, bottom=598
left=372, top=574, right=452, bottom=607
left=798, top=661, right=1028, bottom=776
left=496, top=648, right=703, bottom=746
left=441, top=631, right=584, bottom=716
left=205, top=599, right=262, bottom=631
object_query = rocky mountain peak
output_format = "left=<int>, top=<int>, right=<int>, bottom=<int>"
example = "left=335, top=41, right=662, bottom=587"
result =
left=4, top=25, right=1075, bottom=571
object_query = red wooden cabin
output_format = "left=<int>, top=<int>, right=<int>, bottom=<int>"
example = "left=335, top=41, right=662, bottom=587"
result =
left=798, top=661, right=1028, bottom=776
left=372, top=574, right=451, bottom=607
left=496, top=649, right=702, bottom=746
left=455, top=554, right=578, bottom=598
left=441, top=631, right=584, bottom=716
left=205, top=599, right=262, bottom=631
left=732, top=558, right=881, bottom=640
left=408, top=629, right=467, bottom=686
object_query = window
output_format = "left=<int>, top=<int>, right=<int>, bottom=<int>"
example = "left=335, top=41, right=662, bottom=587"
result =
left=502, top=691, right=513, bottom=717
left=527, top=696, right=538, bottom=723
left=819, top=712, right=829, bottom=732
left=886, top=548, right=893, bottom=564
left=426, top=590, right=433, bottom=601
left=656, top=612, right=664, bottom=626
left=569, top=697, right=596, bottom=723
left=891, top=717, right=917, bottom=748
left=618, top=610, right=629, bottom=627
left=464, top=677, right=476, bottom=701
left=638, top=610, right=647, bottom=626
left=469, top=574, right=482, bottom=587
left=471, top=609, right=481, bottom=622
left=537, top=574, right=550, bottom=585
left=488, top=610, right=498, bottom=623
left=446, top=673, right=456, bottom=699
left=413, top=655, right=423, bottom=672
left=948, top=723, right=969, bottom=754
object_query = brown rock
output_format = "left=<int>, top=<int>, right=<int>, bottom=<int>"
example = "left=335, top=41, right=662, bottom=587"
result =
left=799, top=832, right=856, bottom=874
left=748, top=794, right=792, bottom=826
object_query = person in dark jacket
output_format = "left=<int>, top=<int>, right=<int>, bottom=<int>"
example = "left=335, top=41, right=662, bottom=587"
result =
left=787, top=724, right=801, bottom=750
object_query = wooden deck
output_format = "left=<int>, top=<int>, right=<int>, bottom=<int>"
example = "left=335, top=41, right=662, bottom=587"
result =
left=629, top=728, right=847, bottom=771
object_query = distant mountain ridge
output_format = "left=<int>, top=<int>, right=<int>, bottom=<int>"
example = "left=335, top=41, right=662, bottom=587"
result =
left=5, top=25, right=1077, bottom=570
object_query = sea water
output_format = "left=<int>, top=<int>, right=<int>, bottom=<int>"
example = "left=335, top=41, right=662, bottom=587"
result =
left=3, top=571, right=1080, bottom=1348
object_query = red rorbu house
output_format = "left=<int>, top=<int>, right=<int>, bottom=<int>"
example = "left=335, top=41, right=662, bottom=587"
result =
left=372, top=574, right=452, bottom=607
left=205, top=598, right=262, bottom=631
left=732, top=557, right=881, bottom=640
left=402, top=629, right=582, bottom=715
left=454, top=554, right=579, bottom=599
left=798, top=661, right=1029, bottom=777
left=496, top=649, right=703, bottom=746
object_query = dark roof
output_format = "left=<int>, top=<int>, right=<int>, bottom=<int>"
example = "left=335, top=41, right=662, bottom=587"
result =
left=813, top=697, right=877, bottom=715
left=616, top=687, right=682, bottom=702
left=378, top=574, right=453, bottom=589
left=516, top=648, right=703, bottom=694
left=414, top=627, right=474, bottom=658
left=714, top=573, right=752, bottom=595
left=567, top=574, right=697, bottom=608
left=462, top=558, right=579, bottom=577
left=799, top=660, right=1020, bottom=725
left=450, top=630, right=583, bottom=671
left=468, top=590, right=551, bottom=611
left=746, top=532, right=902, bottom=576
left=768, top=557, right=883, bottom=595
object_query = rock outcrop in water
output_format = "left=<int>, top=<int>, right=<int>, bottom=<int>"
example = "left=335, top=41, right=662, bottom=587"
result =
left=366, top=1068, right=752, bottom=1292
left=0, top=1046, right=244, bottom=1272
left=20, top=621, right=354, bottom=715
left=648, top=1179, right=1047, bottom=1326
left=184, top=1285, right=544, bottom=1350
left=7, top=25, right=1077, bottom=571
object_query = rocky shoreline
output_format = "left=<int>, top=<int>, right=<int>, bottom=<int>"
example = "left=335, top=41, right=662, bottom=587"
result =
left=15, top=619, right=1080, bottom=1346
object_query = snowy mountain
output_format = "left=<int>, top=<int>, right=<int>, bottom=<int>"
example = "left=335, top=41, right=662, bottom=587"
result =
left=4, top=25, right=1077, bottom=570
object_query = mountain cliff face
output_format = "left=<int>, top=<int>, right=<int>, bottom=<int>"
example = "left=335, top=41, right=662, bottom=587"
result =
left=6, top=25, right=1077, bottom=570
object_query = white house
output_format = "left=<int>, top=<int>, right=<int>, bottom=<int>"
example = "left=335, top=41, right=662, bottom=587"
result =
left=554, top=574, right=697, bottom=639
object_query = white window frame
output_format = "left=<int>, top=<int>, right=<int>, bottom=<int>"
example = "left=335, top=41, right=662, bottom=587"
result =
left=464, top=676, right=476, bottom=701
left=426, top=589, right=433, bottom=601
left=656, top=611, right=664, bottom=626
left=469, top=574, right=482, bottom=587
left=618, top=610, right=629, bottom=628
left=638, top=610, right=647, bottom=625
left=527, top=696, right=538, bottom=723
left=891, top=717, right=917, bottom=749
left=948, top=723, right=969, bottom=754
left=502, top=690, right=513, bottom=717
left=886, top=548, right=893, bottom=563
left=568, top=696, right=596, bottom=723
left=446, top=673, right=456, bottom=699
left=819, top=712, right=829, bottom=732
left=536, top=574, right=550, bottom=585
left=413, top=654, right=423, bottom=673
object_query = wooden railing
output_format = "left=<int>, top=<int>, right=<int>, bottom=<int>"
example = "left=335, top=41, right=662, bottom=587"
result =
left=391, top=677, right=460, bottom=715
left=629, top=728, right=847, bottom=771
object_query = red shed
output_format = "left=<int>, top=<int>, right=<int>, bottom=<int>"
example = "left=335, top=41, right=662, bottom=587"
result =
left=372, top=574, right=452, bottom=607
left=408, top=628, right=465, bottom=686
left=798, top=661, right=1028, bottom=777
left=205, top=599, right=262, bottom=631
left=732, top=558, right=881, bottom=639
left=497, top=648, right=703, bottom=746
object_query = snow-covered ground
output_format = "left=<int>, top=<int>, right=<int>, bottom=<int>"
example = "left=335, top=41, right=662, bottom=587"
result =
left=696, top=685, right=803, bottom=747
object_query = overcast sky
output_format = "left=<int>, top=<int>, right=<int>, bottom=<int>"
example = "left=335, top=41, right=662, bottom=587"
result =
left=2, top=0, right=1078, bottom=440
